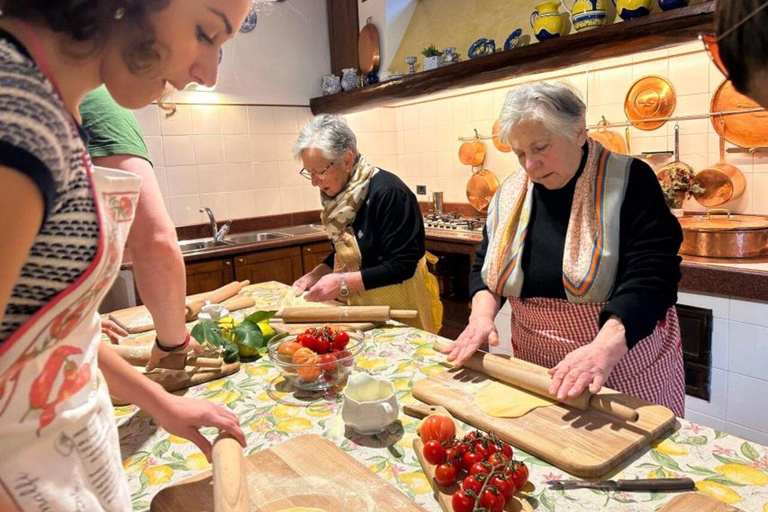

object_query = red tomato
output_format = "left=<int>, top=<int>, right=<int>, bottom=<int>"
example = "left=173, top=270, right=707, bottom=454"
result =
left=460, top=450, right=484, bottom=471
left=315, top=353, right=336, bottom=370
left=332, top=331, right=349, bottom=350
left=486, top=453, right=508, bottom=468
left=479, top=488, right=505, bottom=512
left=423, top=440, right=447, bottom=465
left=461, top=474, right=485, bottom=494
left=297, top=333, right=317, bottom=351
left=471, top=441, right=489, bottom=460
left=315, top=337, right=331, bottom=354
left=489, top=474, right=515, bottom=501
left=419, top=414, right=456, bottom=444
left=469, top=461, right=491, bottom=477
left=451, top=490, right=475, bottom=512
left=507, top=462, right=529, bottom=491
left=501, top=443, right=514, bottom=459
left=434, top=463, right=457, bottom=486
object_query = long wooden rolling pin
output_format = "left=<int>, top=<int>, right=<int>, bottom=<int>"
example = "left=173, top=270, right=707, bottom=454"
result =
left=185, top=280, right=250, bottom=320
left=109, top=344, right=223, bottom=370
left=212, top=433, right=250, bottom=512
left=276, top=305, right=417, bottom=323
left=434, top=341, right=639, bottom=423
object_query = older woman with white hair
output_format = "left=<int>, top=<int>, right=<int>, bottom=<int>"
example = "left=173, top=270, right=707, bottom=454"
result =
left=291, top=114, right=442, bottom=333
left=443, top=83, right=686, bottom=415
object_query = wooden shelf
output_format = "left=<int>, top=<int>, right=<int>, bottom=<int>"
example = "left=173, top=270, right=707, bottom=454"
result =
left=311, top=2, right=714, bottom=115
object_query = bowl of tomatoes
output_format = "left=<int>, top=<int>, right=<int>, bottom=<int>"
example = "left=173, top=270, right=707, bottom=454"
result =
left=267, top=324, right=365, bottom=391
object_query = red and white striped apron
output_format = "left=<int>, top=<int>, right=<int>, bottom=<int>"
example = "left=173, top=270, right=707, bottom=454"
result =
left=508, top=297, right=686, bottom=417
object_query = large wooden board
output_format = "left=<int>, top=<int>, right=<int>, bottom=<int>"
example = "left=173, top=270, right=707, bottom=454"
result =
left=412, top=367, right=677, bottom=478
left=660, top=493, right=743, bottom=511
left=150, top=434, right=428, bottom=512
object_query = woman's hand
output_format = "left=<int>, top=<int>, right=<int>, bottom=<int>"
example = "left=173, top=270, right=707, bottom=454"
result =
left=548, top=317, right=628, bottom=400
left=305, top=273, right=341, bottom=302
left=292, top=271, right=321, bottom=295
left=101, top=318, right=128, bottom=344
left=441, top=316, right=499, bottom=367
left=146, top=335, right=203, bottom=372
left=147, top=393, right=246, bottom=462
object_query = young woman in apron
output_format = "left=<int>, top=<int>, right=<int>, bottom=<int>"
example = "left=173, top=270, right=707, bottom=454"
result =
left=0, top=1, right=249, bottom=509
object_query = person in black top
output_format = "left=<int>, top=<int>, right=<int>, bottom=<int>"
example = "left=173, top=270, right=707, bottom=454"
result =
left=709, top=0, right=768, bottom=107
left=441, top=83, right=686, bottom=416
left=291, top=114, right=442, bottom=333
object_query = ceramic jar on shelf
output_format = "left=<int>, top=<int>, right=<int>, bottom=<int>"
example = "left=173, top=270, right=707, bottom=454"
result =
left=321, top=74, right=341, bottom=96
left=341, top=68, right=359, bottom=91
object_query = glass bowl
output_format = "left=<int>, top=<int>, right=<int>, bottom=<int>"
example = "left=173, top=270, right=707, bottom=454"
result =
left=267, top=328, right=366, bottom=391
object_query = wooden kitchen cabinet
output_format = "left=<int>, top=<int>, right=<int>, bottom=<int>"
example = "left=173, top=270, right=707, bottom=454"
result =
left=234, top=246, right=303, bottom=285
left=301, top=241, right=332, bottom=273
left=185, top=258, right=235, bottom=295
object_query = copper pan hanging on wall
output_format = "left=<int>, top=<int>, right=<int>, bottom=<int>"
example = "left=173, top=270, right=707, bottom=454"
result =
left=459, top=138, right=487, bottom=166
left=624, top=75, right=676, bottom=131
left=492, top=119, right=512, bottom=152
left=588, top=118, right=628, bottom=154
left=710, top=79, right=768, bottom=149
left=693, top=117, right=746, bottom=207
left=466, top=167, right=499, bottom=213
left=358, top=17, right=380, bottom=75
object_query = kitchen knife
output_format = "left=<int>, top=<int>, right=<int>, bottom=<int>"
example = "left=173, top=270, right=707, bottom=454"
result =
left=547, top=477, right=695, bottom=491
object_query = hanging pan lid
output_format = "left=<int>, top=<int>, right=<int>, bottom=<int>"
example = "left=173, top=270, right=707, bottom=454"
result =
left=358, top=17, right=380, bottom=74
left=710, top=79, right=768, bottom=149
left=679, top=210, right=768, bottom=232
left=624, top=75, right=676, bottom=131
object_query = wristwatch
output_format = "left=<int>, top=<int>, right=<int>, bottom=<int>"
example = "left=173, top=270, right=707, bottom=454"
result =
left=338, top=273, right=349, bottom=297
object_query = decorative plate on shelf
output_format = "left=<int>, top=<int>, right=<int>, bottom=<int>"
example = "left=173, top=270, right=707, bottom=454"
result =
left=240, top=4, right=258, bottom=33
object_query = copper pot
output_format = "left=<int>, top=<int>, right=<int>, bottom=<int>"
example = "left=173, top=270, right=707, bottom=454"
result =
left=693, top=128, right=745, bottom=207
left=679, top=210, right=768, bottom=259
left=492, top=120, right=512, bottom=153
left=459, top=139, right=487, bottom=166
left=588, top=118, right=628, bottom=154
left=466, top=167, right=499, bottom=213
left=711, top=79, right=768, bottom=149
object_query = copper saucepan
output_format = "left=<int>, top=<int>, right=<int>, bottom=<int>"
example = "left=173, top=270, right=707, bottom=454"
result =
left=679, top=209, right=768, bottom=259
left=492, top=120, right=512, bottom=153
left=711, top=79, right=768, bottom=149
left=693, top=119, right=746, bottom=207
left=588, top=118, right=628, bottom=154
left=459, top=138, right=487, bottom=166
left=466, top=167, right=499, bottom=213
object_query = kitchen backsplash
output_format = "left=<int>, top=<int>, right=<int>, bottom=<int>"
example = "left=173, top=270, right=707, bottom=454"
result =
left=133, top=41, right=768, bottom=227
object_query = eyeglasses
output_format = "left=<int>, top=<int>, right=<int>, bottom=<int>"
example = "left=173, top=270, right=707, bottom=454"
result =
left=700, top=0, right=768, bottom=78
left=299, top=160, right=335, bottom=180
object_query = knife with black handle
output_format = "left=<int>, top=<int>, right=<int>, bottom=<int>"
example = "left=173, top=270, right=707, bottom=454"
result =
left=548, top=477, right=695, bottom=491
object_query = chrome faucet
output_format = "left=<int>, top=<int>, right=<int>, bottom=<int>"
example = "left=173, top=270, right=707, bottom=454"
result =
left=199, top=207, right=231, bottom=243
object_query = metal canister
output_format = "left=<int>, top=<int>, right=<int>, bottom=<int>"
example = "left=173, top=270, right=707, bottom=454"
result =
left=432, top=191, right=444, bottom=215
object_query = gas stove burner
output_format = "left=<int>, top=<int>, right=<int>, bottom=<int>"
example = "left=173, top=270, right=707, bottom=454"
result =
left=423, top=214, right=485, bottom=233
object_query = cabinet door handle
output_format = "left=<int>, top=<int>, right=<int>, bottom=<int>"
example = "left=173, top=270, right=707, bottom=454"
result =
left=224, top=261, right=231, bottom=266
left=237, top=258, right=244, bottom=264
left=306, top=247, right=312, bottom=252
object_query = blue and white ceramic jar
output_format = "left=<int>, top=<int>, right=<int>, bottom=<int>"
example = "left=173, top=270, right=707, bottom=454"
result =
left=321, top=74, right=341, bottom=96
left=341, top=68, right=358, bottom=91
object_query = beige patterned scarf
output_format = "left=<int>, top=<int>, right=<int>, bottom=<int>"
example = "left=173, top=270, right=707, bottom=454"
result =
left=481, top=138, right=632, bottom=303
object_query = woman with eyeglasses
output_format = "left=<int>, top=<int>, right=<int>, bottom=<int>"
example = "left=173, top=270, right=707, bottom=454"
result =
left=0, top=1, right=249, bottom=510
left=291, top=114, right=443, bottom=334
left=707, top=0, right=768, bottom=106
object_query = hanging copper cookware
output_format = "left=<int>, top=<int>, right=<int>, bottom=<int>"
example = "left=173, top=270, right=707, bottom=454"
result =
left=710, top=79, right=768, bottom=149
left=624, top=75, right=676, bottom=131
left=679, top=209, right=768, bottom=259
left=588, top=118, right=628, bottom=154
left=459, top=138, right=487, bottom=166
left=693, top=118, right=746, bottom=207
left=466, top=167, right=500, bottom=213
left=492, top=119, right=512, bottom=152
left=358, top=17, right=380, bottom=74
left=656, top=123, right=693, bottom=192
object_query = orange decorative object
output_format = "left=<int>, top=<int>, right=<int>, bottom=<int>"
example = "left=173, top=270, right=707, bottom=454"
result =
left=624, top=75, right=676, bottom=131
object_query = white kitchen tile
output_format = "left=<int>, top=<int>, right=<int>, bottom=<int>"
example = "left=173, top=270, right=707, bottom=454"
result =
left=382, top=131, right=398, bottom=156
left=587, top=66, right=633, bottom=107
left=401, top=105, right=419, bottom=131
left=380, top=108, right=397, bottom=132
left=752, top=174, right=768, bottom=214
left=277, top=159, right=304, bottom=189
left=223, top=135, right=251, bottom=163
left=274, top=134, right=296, bottom=161
left=160, top=104, right=192, bottom=136
left=632, top=60, right=669, bottom=82
left=343, top=112, right=363, bottom=134
left=192, top=135, right=225, bottom=165
left=434, top=125, right=454, bottom=153
left=708, top=62, right=728, bottom=94
left=418, top=127, right=436, bottom=153
left=165, top=165, right=198, bottom=196
left=677, top=133, right=709, bottom=171
left=668, top=52, right=710, bottom=97
left=726, top=373, right=768, bottom=431
left=418, top=102, right=437, bottom=129
left=228, top=190, right=256, bottom=219
left=403, top=129, right=420, bottom=154
left=154, top=166, right=168, bottom=197
left=378, top=155, right=397, bottom=173
left=279, top=187, right=304, bottom=214
left=273, top=107, right=299, bottom=134
left=754, top=158, right=768, bottom=174
left=358, top=109, right=381, bottom=133
left=452, top=96, right=472, bottom=126
left=419, top=152, right=438, bottom=178
left=198, top=193, right=230, bottom=221
left=684, top=410, right=726, bottom=431
left=471, top=92, right=494, bottom=124
left=303, top=187, right=322, bottom=211
left=253, top=161, right=280, bottom=190
left=197, top=164, right=228, bottom=194
left=724, top=422, right=768, bottom=446
left=730, top=298, right=768, bottom=327
left=169, top=195, right=201, bottom=226
left=674, top=94, right=710, bottom=134
left=629, top=135, right=669, bottom=155
left=678, top=292, right=730, bottom=319
left=248, top=106, right=274, bottom=134
left=133, top=105, right=161, bottom=136
left=435, top=151, right=453, bottom=177
left=297, top=107, right=314, bottom=131
left=144, top=136, right=165, bottom=167
left=434, top=103, right=453, bottom=128
left=685, top=367, right=727, bottom=419
left=250, top=133, right=278, bottom=162
left=220, top=106, right=248, bottom=135
left=227, top=163, right=255, bottom=191
left=163, top=136, right=195, bottom=166
left=712, top=318, right=729, bottom=371
left=728, top=321, right=768, bottom=380
left=190, top=105, right=221, bottom=134
left=254, top=188, right=283, bottom=217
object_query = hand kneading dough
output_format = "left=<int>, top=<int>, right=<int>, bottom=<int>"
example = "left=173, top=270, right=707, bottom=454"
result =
left=475, top=381, right=558, bottom=418
left=275, top=508, right=327, bottom=512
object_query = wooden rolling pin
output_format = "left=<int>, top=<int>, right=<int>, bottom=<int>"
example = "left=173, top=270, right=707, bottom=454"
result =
left=213, top=432, right=250, bottom=512
left=185, top=280, right=250, bottom=320
left=276, top=305, right=418, bottom=323
left=109, top=344, right=223, bottom=370
left=434, top=341, right=639, bottom=423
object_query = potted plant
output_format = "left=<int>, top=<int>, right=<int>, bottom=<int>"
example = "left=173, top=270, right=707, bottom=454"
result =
left=421, top=44, right=443, bottom=71
left=656, top=166, right=704, bottom=217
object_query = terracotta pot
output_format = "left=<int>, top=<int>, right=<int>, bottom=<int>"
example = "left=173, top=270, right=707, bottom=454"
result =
left=459, top=140, right=486, bottom=166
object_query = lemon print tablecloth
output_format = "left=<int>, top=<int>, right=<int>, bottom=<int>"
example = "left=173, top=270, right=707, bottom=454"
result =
left=116, top=282, right=768, bottom=512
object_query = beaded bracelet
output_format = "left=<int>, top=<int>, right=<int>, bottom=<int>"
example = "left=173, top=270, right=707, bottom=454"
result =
left=155, top=332, right=190, bottom=353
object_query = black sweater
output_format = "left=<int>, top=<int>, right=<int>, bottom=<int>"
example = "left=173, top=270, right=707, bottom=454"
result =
left=469, top=146, right=683, bottom=348
left=323, top=170, right=425, bottom=290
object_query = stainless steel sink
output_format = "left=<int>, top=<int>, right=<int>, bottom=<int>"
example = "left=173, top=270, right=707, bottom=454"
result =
left=178, top=225, right=325, bottom=254
left=225, top=232, right=292, bottom=244
left=178, top=238, right=234, bottom=253
left=271, top=224, right=326, bottom=237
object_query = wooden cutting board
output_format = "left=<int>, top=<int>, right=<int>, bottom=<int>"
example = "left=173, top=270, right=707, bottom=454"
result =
left=412, top=367, right=676, bottom=478
left=660, top=493, right=743, bottom=511
left=150, top=434, right=428, bottom=512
